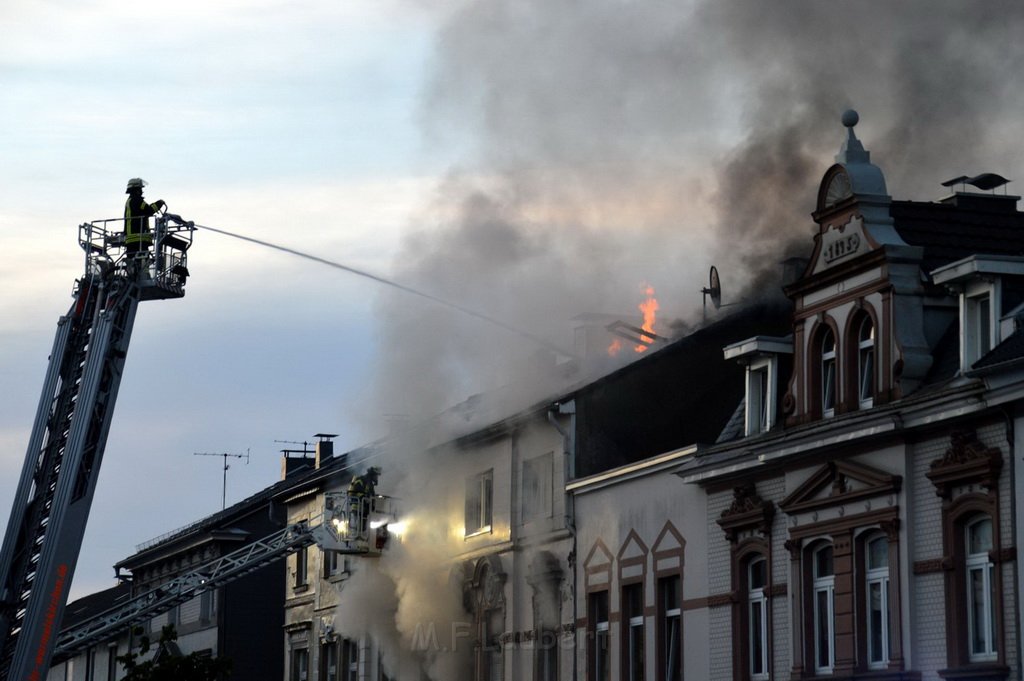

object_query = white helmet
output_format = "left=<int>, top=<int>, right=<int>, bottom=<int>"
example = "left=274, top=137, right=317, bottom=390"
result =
left=125, top=178, right=147, bottom=193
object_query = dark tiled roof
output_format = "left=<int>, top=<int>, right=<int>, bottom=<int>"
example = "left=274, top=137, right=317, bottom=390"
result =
left=922, top=320, right=960, bottom=387
left=715, top=399, right=746, bottom=444
left=890, top=199, right=1024, bottom=274
left=60, top=582, right=131, bottom=630
left=574, top=299, right=793, bottom=477
left=973, top=328, right=1024, bottom=372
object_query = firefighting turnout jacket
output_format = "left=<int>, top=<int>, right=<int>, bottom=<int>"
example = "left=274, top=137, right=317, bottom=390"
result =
left=124, top=194, right=165, bottom=251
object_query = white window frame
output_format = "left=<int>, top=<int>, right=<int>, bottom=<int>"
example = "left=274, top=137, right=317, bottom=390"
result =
left=812, top=544, right=835, bottom=674
left=962, top=280, right=1000, bottom=370
left=966, top=517, right=998, bottom=662
left=857, top=316, right=875, bottom=409
left=748, top=557, right=769, bottom=680
left=820, top=329, right=837, bottom=418
left=864, top=535, right=890, bottom=669
left=746, top=357, right=776, bottom=436
left=465, top=469, right=494, bottom=537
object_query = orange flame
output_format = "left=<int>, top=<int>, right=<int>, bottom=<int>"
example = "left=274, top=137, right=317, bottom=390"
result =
left=635, top=285, right=659, bottom=353
left=607, top=284, right=660, bottom=356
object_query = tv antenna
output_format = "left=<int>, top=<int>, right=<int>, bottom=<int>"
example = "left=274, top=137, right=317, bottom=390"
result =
left=274, top=439, right=315, bottom=457
left=193, top=450, right=250, bottom=509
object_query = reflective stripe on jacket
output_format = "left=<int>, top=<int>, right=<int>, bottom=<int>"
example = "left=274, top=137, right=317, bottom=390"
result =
left=124, top=196, right=158, bottom=245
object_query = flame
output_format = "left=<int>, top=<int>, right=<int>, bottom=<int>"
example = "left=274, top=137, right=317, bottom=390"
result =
left=635, top=285, right=659, bottom=353
left=607, top=284, right=660, bottom=356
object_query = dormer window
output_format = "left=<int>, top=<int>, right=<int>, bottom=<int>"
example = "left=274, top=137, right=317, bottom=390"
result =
left=820, top=328, right=837, bottom=417
left=723, top=336, right=793, bottom=438
left=857, top=316, right=875, bottom=409
left=929, top=255, right=1024, bottom=373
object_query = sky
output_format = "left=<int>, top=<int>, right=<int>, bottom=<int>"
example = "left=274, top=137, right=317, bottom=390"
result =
left=4, top=0, right=1024, bottom=603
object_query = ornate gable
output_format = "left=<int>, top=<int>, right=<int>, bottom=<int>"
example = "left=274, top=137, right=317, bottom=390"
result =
left=779, top=459, right=902, bottom=515
left=717, top=483, right=774, bottom=543
left=927, top=429, right=1003, bottom=500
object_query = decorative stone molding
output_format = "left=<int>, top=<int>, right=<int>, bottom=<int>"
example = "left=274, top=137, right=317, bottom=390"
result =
left=927, top=430, right=1003, bottom=499
left=717, top=483, right=775, bottom=543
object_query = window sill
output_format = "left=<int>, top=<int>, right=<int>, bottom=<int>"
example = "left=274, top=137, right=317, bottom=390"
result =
left=464, top=525, right=493, bottom=540
left=938, top=663, right=1009, bottom=681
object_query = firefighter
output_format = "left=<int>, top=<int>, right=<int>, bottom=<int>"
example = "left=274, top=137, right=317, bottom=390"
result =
left=347, top=466, right=380, bottom=535
left=123, top=178, right=166, bottom=254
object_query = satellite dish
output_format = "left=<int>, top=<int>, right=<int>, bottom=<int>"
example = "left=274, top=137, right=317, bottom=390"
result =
left=701, top=265, right=723, bottom=319
left=709, top=266, right=721, bottom=310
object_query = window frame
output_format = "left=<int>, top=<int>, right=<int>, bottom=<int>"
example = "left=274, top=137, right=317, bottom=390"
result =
left=294, top=545, right=309, bottom=589
left=521, top=452, right=554, bottom=524
left=746, top=556, right=769, bottom=680
left=862, top=533, right=891, bottom=669
left=290, top=647, right=309, bottom=681
left=820, top=328, right=837, bottom=418
left=965, top=516, right=998, bottom=662
left=746, top=358, right=776, bottom=436
left=657, top=574, right=683, bottom=681
left=321, top=638, right=339, bottom=681
left=620, top=581, right=645, bottom=681
left=855, top=314, right=875, bottom=410
left=588, top=590, right=610, bottom=681
left=465, top=469, right=494, bottom=537
left=810, top=543, right=835, bottom=675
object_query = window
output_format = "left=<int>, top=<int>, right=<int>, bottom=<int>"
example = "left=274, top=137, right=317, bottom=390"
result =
left=864, top=535, right=890, bottom=668
left=622, top=582, right=644, bottom=681
left=747, top=558, right=769, bottom=680
left=322, top=640, right=339, bottom=681
left=820, top=329, right=837, bottom=417
left=343, top=638, right=359, bottom=681
left=465, top=470, right=494, bottom=536
left=857, top=316, right=875, bottom=408
left=522, top=453, right=553, bottom=523
left=291, top=648, right=309, bottom=681
left=966, top=517, right=997, bottom=661
left=324, top=550, right=347, bottom=578
left=747, top=365, right=770, bottom=435
left=812, top=544, right=835, bottom=674
left=294, top=546, right=308, bottom=588
left=658, top=575, right=682, bottom=681
left=589, top=591, right=610, bottom=681
left=107, top=644, right=118, bottom=681
left=85, top=648, right=96, bottom=681
left=200, top=589, right=215, bottom=624
left=534, top=626, right=558, bottom=681
left=967, top=293, right=993, bottom=365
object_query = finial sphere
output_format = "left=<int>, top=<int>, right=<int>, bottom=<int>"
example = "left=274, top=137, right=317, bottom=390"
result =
left=841, top=109, right=859, bottom=128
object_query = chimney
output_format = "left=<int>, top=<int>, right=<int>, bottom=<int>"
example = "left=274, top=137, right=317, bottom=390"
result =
left=280, top=454, right=313, bottom=480
left=314, top=433, right=337, bottom=469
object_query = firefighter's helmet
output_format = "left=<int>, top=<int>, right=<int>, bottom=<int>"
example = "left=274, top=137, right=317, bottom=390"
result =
left=125, top=178, right=147, bottom=193
left=368, top=466, right=381, bottom=477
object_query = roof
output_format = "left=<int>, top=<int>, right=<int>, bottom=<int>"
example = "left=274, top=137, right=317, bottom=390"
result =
left=972, top=328, right=1024, bottom=373
left=60, top=582, right=131, bottom=630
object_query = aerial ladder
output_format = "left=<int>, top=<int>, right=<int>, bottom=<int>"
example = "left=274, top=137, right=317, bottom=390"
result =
left=52, top=491, right=397, bottom=663
left=0, top=213, right=195, bottom=680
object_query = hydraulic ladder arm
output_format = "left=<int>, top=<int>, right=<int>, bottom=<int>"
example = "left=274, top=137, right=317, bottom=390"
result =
left=0, top=215, right=195, bottom=680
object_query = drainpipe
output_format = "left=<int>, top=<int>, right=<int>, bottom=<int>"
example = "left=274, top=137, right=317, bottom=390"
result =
left=547, top=399, right=576, bottom=680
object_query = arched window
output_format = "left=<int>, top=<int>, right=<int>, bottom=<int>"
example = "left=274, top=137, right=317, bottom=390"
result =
left=812, top=544, right=835, bottom=674
left=865, top=535, right=890, bottom=668
left=820, top=328, right=837, bottom=417
left=857, top=316, right=875, bottom=409
left=966, top=517, right=997, bottom=662
left=747, top=556, right=769, bottom=680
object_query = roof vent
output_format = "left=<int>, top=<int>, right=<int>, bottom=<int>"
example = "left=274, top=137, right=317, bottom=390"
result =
left=941, top=173, right=1011, bottom=192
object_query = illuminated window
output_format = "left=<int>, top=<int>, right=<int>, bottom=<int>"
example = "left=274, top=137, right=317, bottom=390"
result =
left=465, top=470, right=494, bottom=536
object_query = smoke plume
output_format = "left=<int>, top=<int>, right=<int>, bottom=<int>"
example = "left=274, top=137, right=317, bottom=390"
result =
left=342, top=2, right=1024, bottom=678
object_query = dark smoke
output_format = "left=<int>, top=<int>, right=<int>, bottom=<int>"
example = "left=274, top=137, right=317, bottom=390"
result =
left=360, top=0, right=1024, bottom=429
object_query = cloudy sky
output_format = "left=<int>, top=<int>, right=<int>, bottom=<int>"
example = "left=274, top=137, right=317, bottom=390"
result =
left=4, top=0, right=1024, bottom=601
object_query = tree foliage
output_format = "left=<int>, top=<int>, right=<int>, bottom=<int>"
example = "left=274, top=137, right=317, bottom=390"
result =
left=116, top=624, right=232, bottom=681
